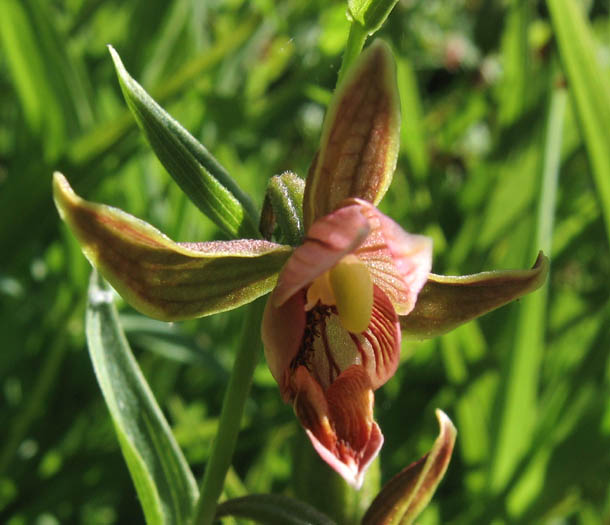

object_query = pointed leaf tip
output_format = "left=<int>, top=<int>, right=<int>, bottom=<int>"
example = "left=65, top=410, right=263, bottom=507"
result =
left=303, top=40, right=400, bottom=229
left=362, top=409, right=456, bottom=525
left=53, top=174, right=291, bottom=321
left=108, top=45, right=259, bottom=239
left=400, top=252, right=550, bottom=339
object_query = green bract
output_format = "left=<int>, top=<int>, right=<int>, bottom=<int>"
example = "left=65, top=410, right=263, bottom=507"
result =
left=362, top=410, right=456, bottom=525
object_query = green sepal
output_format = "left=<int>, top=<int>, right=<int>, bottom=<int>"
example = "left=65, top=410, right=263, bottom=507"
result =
left=260, top=171, right=305, bottom=245
left=362, top=410, right=456, bottom=525
left=53, top=173, right=292, bottom=321
left=401, top=252, right=549, bottom=339
left=347, top=0, right=400, bottom=36
left=108, top=46, right=260, bottom=240
left=303, top=40, right=400, bottom=230
left=215, top=494, right=336, bottom=525
left=86, top=271, right=198, bottom=524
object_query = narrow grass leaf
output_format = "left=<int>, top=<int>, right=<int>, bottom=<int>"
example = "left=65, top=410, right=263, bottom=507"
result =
left=109, top=46, right=260, bottom=239
left=0, top=0, right=66, bottom=158
left=215, top=494, right=337, bottom=525
left=68, top=18, right=257, bottom=168
left=546, top=0, right=610, bottom=244
left=489, top=85, right=565, bottom=492
left=497, top=0, right=531, bottom=125
left=86, top=271, right=198, bottom=524
left=396, top=56, right=428, bottom=180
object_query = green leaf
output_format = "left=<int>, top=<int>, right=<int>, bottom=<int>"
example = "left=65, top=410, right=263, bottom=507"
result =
left=362, top=410, right=457, bottom=525
left=546, top=0, right=610, bottom=244
left=215, top=494, right=336, bottom=525
left=108, top=46, right=260, bottom=240
left=347, top=0, right=399, bottom=35
left=396, top=56, right=428, bottom=180
left=54, top=173, right=292, bottom=321
left=86, top=271, right=198, bottom=525
left=488, top=84, right=565, bottom=493
left=497, top=0, right=532, bottom=126
left=0, top=0, right=66, bottom=159
left=401, top=252, right=549, bottom=339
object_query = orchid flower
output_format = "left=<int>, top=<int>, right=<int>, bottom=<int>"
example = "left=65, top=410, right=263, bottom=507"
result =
left=262, top=195, right=432, bottom=488
left=53, top=41, right=548, bottom=490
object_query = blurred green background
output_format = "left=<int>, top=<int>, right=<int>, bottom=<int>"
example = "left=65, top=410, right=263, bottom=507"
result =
left=1, top=0, right=610, bottom=523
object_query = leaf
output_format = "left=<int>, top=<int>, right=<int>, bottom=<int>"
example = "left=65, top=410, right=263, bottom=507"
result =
left=0, top=0, right=66, bottom=159
left=497, top=0, right=532, bottom=126
left=86, top=271, right=198, bottom=524
left=546, top=0, right=610, bottom=244
left=54, top=173, right=292, bottom=321
left=400, top=252, right=549, bottom=339
left=396, top=55, right=428, bottom=180
left=488, top=85, right=565, bottom=493
left=108, top=45, right=260, bottom=239
left=215, top=494, right=336, bottom=525
left=362, top=410, right=457, bottom=525
left=303, top=40, right=400, bottom=230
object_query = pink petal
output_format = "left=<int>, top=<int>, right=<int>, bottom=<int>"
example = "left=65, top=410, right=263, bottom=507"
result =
left=350, top=198, right=432, bottom=316
left=261, top=292, right=306, bottom=398
left=306, top=423, right=383, bottom=491
left=272, top=204, right=370, bottom=307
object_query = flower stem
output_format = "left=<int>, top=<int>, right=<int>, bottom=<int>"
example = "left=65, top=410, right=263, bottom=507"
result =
left=191, top=297, right=265, bottom=525
left=337, top=22, right=368, bottom=85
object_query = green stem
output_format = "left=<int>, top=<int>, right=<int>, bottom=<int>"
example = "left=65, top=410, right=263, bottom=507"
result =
left=337, top=22, right=368, bottom=85
left=191, top=298, right=266, bottom=525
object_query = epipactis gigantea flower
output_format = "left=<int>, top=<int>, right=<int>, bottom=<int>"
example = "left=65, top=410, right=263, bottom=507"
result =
left=53, top=41, right=548, bottom=489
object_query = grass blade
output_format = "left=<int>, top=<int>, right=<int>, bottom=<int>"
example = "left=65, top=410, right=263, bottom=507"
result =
left=215, top=494, right=336, bottom=525
left=489, top=84, right=566, bottom=494
left=546, top=0, right=610, bottom=244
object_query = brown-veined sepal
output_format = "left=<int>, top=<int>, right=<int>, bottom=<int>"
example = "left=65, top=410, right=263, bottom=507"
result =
left=53, top=172, right=292, bottom=321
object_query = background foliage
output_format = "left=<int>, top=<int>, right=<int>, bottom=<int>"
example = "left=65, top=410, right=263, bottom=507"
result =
left=1, top=0, right=610, bottom=523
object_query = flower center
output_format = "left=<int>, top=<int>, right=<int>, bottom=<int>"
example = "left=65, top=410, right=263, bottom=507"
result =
left=305, top=255, right=374, bottom=334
